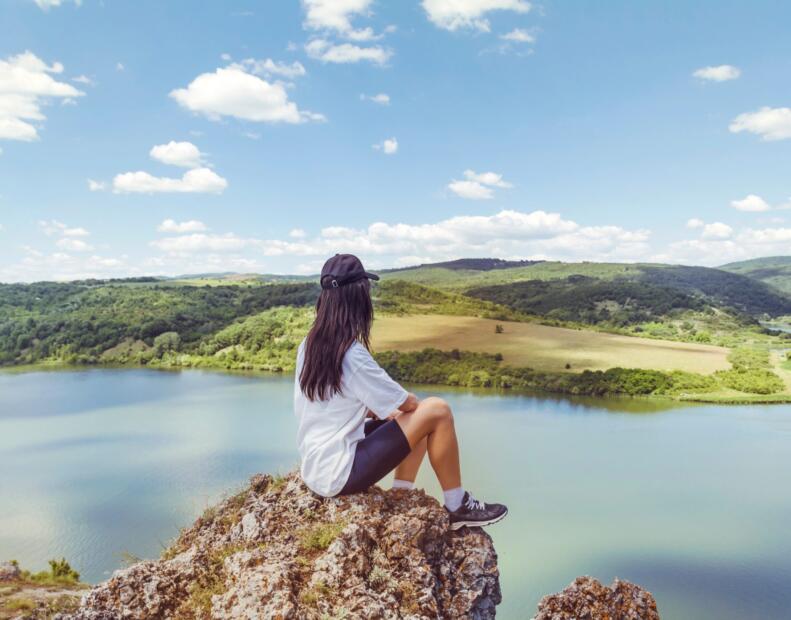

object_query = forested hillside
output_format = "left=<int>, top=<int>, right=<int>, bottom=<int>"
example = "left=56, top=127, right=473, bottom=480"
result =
left=720, top=256, right=791, bottom=296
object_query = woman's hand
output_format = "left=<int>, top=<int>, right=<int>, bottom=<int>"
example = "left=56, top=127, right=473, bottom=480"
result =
left=398, top=393, right=419, bottom=413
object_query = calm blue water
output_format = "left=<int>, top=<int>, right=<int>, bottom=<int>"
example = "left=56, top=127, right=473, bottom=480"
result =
left=2, top=368, right=791, bottom=620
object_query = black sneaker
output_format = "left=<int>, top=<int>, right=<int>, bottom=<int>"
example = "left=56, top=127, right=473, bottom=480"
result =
left=446, top=492, right=508, bottom=530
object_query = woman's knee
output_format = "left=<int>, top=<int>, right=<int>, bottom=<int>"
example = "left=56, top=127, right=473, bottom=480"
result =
left=421, top=396, right=453, bottom=423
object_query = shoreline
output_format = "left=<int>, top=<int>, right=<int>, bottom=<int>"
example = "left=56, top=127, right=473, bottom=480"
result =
left=4, top=359, right=791, bottom=406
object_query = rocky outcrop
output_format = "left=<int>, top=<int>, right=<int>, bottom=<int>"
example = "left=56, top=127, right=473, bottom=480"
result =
left=533, top=576, right=660, bottom=620
left=0, top=562, right=21, bottom=582
left=61, top=472, right=501, bottom=619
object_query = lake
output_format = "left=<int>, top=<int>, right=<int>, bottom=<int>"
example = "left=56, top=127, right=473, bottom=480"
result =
left=1, top=368, right=790, bottom=619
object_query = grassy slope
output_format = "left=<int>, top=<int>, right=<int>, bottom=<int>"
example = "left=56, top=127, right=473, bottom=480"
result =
left=372, top=314, right=730, bottom=373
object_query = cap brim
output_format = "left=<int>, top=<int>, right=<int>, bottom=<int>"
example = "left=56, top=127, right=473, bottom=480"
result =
left=365, top=271, right=380, bottom=281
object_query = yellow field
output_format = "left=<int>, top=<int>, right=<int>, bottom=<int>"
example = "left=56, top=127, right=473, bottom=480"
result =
left=372, top=314, right=730, bottom=374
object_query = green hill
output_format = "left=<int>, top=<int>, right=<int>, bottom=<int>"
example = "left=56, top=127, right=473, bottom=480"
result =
left=384, top=260, right=791, bottom=318
left=720, top=256, right=791, bottom=295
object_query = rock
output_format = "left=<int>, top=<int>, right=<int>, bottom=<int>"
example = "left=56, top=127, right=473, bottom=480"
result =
left=0, top=561, right=21, bottom=581
left=60, top=472, right=501, bottom=619
left=533, top=576, right=660, bottom=620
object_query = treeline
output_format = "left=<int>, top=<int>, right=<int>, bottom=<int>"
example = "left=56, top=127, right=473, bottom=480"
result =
left=0, top=282, right=319, bottom=366
left=375, top=348, right=785, bottom=397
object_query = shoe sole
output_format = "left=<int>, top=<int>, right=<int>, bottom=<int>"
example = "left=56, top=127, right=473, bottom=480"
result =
left=450, top=508, right=508, bottom=530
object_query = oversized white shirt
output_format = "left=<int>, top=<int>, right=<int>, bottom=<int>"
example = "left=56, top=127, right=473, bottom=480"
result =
left=294, top=340, right=408, bottom=497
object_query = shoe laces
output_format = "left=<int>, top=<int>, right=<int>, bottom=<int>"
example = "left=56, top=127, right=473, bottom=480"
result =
left=465, top=494, right=485, bottom=512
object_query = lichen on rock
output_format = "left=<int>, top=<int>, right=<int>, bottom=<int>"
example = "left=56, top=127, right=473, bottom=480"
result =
left=59, top=471, right=501, bottom=619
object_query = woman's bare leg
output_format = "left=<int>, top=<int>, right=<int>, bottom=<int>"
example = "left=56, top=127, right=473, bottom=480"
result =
left=393, top=436, right=427, bottom=483
left=395, top=397, right=461, bottom=491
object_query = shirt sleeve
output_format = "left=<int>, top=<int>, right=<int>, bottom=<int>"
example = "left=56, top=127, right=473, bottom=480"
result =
left=346, top=347, right=409, bottom=418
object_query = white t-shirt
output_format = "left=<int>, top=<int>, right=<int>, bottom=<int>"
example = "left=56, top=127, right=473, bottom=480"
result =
left=294, top=339, right=408, bottom=497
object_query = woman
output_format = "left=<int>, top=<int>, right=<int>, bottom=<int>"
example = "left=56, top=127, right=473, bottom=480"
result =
left=294, top=253, right=507, bottom=530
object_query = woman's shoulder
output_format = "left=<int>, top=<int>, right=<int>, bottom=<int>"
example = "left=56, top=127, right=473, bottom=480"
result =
left=344, top=341, right=374, bottom=370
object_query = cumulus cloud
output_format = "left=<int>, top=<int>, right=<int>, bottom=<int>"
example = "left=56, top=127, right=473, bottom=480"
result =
left=270, top=210, right=647, bottom=267
left=500, top=28, right=535, bottom=43
left=729, top=107, right=791, bottom=141
left=0, top=51, right=84, bottom=142
left=0, top=249, right=130, bottom=283
left=289, top=228, right=307, bottom=238
left=422, top=0, right=531, bottom=32
left=302, top=0, right=384, bottom=41
left=659, top=223, right=791, bottom=265
left=149, top=141, right=205, bottom=168
left=305, top=39, right=391, bottom=65
left=693, top=65, right=741, bottom=82
left=686, top=218, right=704, bottom=229
left=170, top=65, right=324, bottom=124
left=448, top=169, right=512, bottom=199
left=730, top=194, right=771, bottom=212
left=87, top=179, right=106, bottom=191
left=373, top=137, right=398, bottom=154
left=700, top=222, right=733, bottom=240
left=361, top=93, right=390, bottom=105
left=157, top=219, right=208, bottom=233
left=112, top=168, right=228, bottom=194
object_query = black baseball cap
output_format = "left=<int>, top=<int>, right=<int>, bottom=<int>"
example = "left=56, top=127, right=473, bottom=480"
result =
left=320, top=254, right=379, bottom=289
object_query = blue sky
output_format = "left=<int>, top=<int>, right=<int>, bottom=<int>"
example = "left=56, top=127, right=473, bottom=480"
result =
left=1, top=0, right=791, bottom=282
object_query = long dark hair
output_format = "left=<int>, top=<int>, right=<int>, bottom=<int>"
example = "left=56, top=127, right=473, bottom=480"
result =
left=299, top=278, right=374, bottom=401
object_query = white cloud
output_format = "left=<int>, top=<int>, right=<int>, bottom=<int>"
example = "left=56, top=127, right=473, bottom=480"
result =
left=448, top=169, right=512, bottom=199
left=115, top=62, right=125, bottom=71
left=72, top=74, right=94, bottom=85
left=149, top=141, right=205, bottom=168
left=55, top=238, right=93, bottom=252
left=289, top=228, right=307, bottom=238
left=729, top=107, right=791, bottom=141
left=302, top=0, right=381, bottom=41
left=500, top=28, right=535, bottom=43
left=373, top=137, right=398, bottom=154
left=686, top=218, right=704, bottom=229
left=0, top=51, right=84, bottom=142
left=238, top=58, right=307, bottom=79
left=254, top=209, right=648, bottom=265
left=700, top=222, right=733, bottom=240
left=448, top=180, right=494, bottom=200
left=659, top=224, right=791, bottom=265
left=305, top=39, right=391, bottom=65
left=693, top=64, right=741, bottom=82
left=730, top=194, right=771, bottom=212
left=422, top=0, right=531, bottom=32
left=463, top=169, right=512, bottom=188
left=170, top=65, right=324, bottom=124
left=32, top=0, right=81, bottom=9
left=88, top=179, right=106, bottom=191
left=112, top=168, right=228, bottom=194
left=157, top=219, right=208, bottom=233
left=151, top=233, right=254, bottom=254
left=38, top=220, right=89, bottom=237
left=361, top=93, right=390, bottom=105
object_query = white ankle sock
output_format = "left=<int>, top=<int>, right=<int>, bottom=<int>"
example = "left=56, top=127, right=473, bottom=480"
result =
left=392, top=479, right=415, bottom=490
left=443, top=487, right=465, bottom=511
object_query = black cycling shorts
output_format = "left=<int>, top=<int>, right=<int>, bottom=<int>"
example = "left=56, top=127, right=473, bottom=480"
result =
left=338, top=418, right=412, bottom=495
